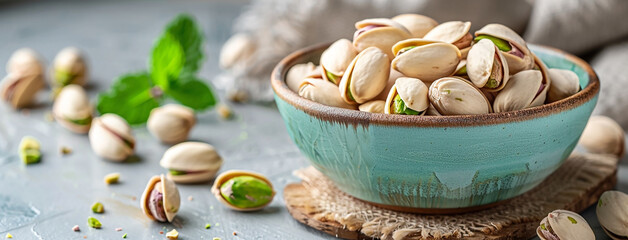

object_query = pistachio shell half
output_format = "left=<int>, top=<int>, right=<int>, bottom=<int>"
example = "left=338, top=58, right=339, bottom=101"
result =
left=286, top=62, right=316, bottom=93
left=52, top=84, right=92, bottom=133
left=147, top=104, right=196, bottom=144
left=493, top=70, right=543, bottom=113
left=467, top=39, right=510, bottom=91
left=596, top=191, right=628, bottom=239
left=475, top=23, right=534, bottom=74
left=339, top=47, right=389, bottom=104
left=298, top=78, right=357, bottom=110
left=384, top=77, right=428, bottom=115
left=391, top=39, right=461, bottom=82
left=220, top=33, right=256, bottom=69
left=429, top=77, right=492, bottom=115
left=353, top=18, right=411, bottom=60
left=579, top=116, right=625, bottom=157
left=547, top=68, right=580, bottom=103
left=88, top=113, right=135, bottom=161
left=320, top=39, right=358, bottom=84
left=391, top=14, right=438, bottom=38
left=160, top=142, right=223, bottom=184
left=423, top=21, right=473, bottom=57
left=140, top=174, right=180, bottom=222
left=6, top=48, right=45, bottom=76
left=211, top=170, right=276, bottom=211
left=359, top=100, right=385, bottom=113
left=52, top=47, right=88, bottom=87
left=0, top=73, right=45, bottom=109
left=531, top=53, right=551, bottom=107
left=537, top=210, right=595, bottom=240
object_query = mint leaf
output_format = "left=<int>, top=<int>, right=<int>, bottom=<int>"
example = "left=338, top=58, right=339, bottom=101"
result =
left=151, top=33, right=184, bottom=90
left=167, top=77, right=216, bottom=110
left=97, top=73, right=161, bottom=125
left=165, top=14, right=204, bottom=77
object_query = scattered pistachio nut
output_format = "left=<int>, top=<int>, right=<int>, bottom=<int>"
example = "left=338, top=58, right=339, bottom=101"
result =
left=19, top=136, right=41, bottom=164
left=104, top=173, right=121, bottom=184
left=91, top=202, right=104, bottom=213
left=596, top=190, right=628, bottom=239
left=87, top=217, right=102, bottom=229
left=391, top=14, right=438, bottom=38
left=166, top=229, right=179, bottom=240
left=352, top=18, right=411, bottom=60
left=391, top=38, right=461, bottom=82
left=147, top=104, right=195, bottom=144
left=52, top=84, right=92, bottom=133
left=537, top=209, right=594, bottom=240
left=579, top=116, right=625, bottom=157
left=286, top=62, right=316, bottom=93
left=140, top=174, right=180, bottom=222
left=384, top=77, right=429, bottom=115
left=88, top=113, right=135, bottom=161
left=298, top=78, right=357, bottom=110
left=475, top=23, right=535, bottom=74
left=358, top=100, right=385, bottom=113
left=0, top=73, right=45, bottom=109
left=211, top=170, right=275, bottom=211
left=320, top=39, right=358, bottom=85
left=6, top=48, right=45, bottom=76
left=52, top=47, right=88, bottom=87
left=423, top=21, right=473, bottom=57
left=547, top=68, right=580, bottom=103
left=160, top=142, right=223, bottom=184
left=428, top=77, right=492, bottom=115
left=466, top=39, right=509, bottom=91
left=339, top=46, right=390, bottom=104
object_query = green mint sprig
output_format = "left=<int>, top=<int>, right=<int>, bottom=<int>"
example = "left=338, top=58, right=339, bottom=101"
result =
left=97, top=14, right=216, bottom=125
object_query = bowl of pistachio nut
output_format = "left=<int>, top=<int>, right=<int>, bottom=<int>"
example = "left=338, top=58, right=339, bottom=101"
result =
left=271, top=15, right=599, bottom=212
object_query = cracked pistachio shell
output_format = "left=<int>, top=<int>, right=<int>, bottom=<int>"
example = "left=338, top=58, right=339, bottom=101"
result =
left=596, top=191, right=628, bottom=239
left=88, top=113, right=135, bottom=161
left=286, top=62, right=316, bottom=92
left=140, top=174, right=180, bottom=222
left=353, top=18, right=411, bottom=60
left=220, top=33, right=256, bottom=69
left=429, top=77, right=492, bottom=115
left=147, top=104, right=196, bottom=144
left=493, top=70, right=543, bottom=113
left=320, top=39, right=358, bottom=84
left=339, top=47, right=389, bottom=104
left=467, top=39, right=510, bottom=91
left=547, top=68, right=580, bottom=103
left=579, top=116, right=625, bottom=157
left=52, top=47, right=88, bottom=87
left=211, top=170, right=276, bottom=211
left=375, top=69, right=404, bottom=101
left=391, top=39, right=461, bottom=82
left=537, top=210, right=594, bottom=240
left=6, top=48, right=45, bottom=76
left=358, top=100, right=385, bottom=113
left=391, top=14, right=438, bottom=38
left=52, top=84, right=92, bottom=133
left=384, top=77, right=428, bottom=115
left=423, top=21, right=473, bottom=57
left=0, top=73, right=45, bottom=109
left=475, top=23, right=534, bottom=74
left=160, top=142, right=223, bottom=184
left=299, top=78, right=357, bottom=110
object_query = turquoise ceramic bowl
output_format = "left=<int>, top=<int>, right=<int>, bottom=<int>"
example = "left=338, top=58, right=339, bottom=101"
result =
left=271, top=43, right=599, bottom=213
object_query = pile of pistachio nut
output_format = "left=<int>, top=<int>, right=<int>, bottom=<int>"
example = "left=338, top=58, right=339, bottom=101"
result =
left=287, top=14, right=581, bottom=115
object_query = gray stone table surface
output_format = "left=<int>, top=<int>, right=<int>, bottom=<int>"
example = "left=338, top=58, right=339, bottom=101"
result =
left=0, top=1, right=626, bottom=239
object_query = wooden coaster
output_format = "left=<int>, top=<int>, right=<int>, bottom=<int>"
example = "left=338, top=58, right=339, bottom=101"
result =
left=284, top=153, right=619, bottom=240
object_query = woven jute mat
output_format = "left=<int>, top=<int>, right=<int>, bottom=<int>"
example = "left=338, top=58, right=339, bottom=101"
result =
left=284, top=153, right=619, bottom=240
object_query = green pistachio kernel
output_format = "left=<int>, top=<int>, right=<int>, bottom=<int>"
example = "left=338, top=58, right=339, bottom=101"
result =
left=55, top=69, right=77, bottom=86
left=454, top=65, right=467, bottom=76
left=169, top=169, right=187, bottom=176
left=87, top=217, right=102, bottom=229
left=485, top=78, right=499, bottom=88
left=397, top=46, right=417, bottom=56
left=122, top=233, right=127, bottom=238
left=567, top=216, right=577, bottom=224
left=220, top=176, right=273, bottom=209
left=540, top=223, right=547, bottom=230
left=325, top=70, right=340, bottom=85
left=68, top=116, right=92, bottom=126
left=474, top=35, right=512, bottom=52
left=91, top=202, right=104, bottom=213
left=205, top=223, right=211, bottom=229
left=392, top=95, right=421, bottom=115
left=19, top=136, right=41, bottom=165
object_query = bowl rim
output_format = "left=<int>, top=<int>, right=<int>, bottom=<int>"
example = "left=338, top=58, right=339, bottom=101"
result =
left=271, top=42, right=600, bottom=127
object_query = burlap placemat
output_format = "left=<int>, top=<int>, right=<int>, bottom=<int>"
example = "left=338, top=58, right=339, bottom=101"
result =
left=284, top=153, right=619, bottom=240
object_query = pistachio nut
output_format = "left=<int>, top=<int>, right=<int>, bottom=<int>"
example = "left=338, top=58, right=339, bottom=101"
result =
left=0, top=73, right=45, bottom=109
left=159, top=142, right=223, bottom=184
left=374, top=69, right=404, bottom=101
left=547, top=68, right=580, bottom=103
left=6, top=48, right=45, bottom=76
left=52, top=47, right=88, bottom=87
left=467, top=39, right=510, bottom=91
left=423, top=21, right=473, bottom=57
left=19, top=136, right=41, bottom=164
left=298, top=78, right=357, bottom=110
left=391, top=14, right=438, bottom=38
left=493, top=70, right=545, bottom=113
left=596, top=190, right=628, bottom=239
left=359, top=100, right=385, bottom=113
left=220, top=33, right=256, bottom=70
left=211, top=170, right=275, bottom=211
left=537, top=209, right=595, bottom=240
left=52, top=84, right=92, bottom=134
left=429, top=77, right=492, bottom=115
left=88, top=113, right=135, bottom=161
left=384, top=77, right=428, bottom=115
left=475, top=23, right=534, bottom=74
left=339, top=47, right=389, bottom=104
left=579, top=116, right=625, bottom=157
left=352, top=18, right=411, bottom=60
left=391, top=39, right=461, bottom=82
left=286, top=62, right=316, bottom=93
left=140, top=174, right=180, bottom=222
left=320, top=39, right=358, bottom=84
left=147, top=104, right=195, bottom=144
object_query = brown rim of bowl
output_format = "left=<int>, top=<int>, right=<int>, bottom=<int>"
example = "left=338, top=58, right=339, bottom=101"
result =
left=271, top=43, right=600, bottom=127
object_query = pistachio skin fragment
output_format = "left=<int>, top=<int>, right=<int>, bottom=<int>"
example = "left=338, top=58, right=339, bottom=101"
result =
left=220, top=176, right=273, bottom=209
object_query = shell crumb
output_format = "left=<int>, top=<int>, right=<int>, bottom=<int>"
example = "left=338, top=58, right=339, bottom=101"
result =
left=72, top=225, right=80, bottom=232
